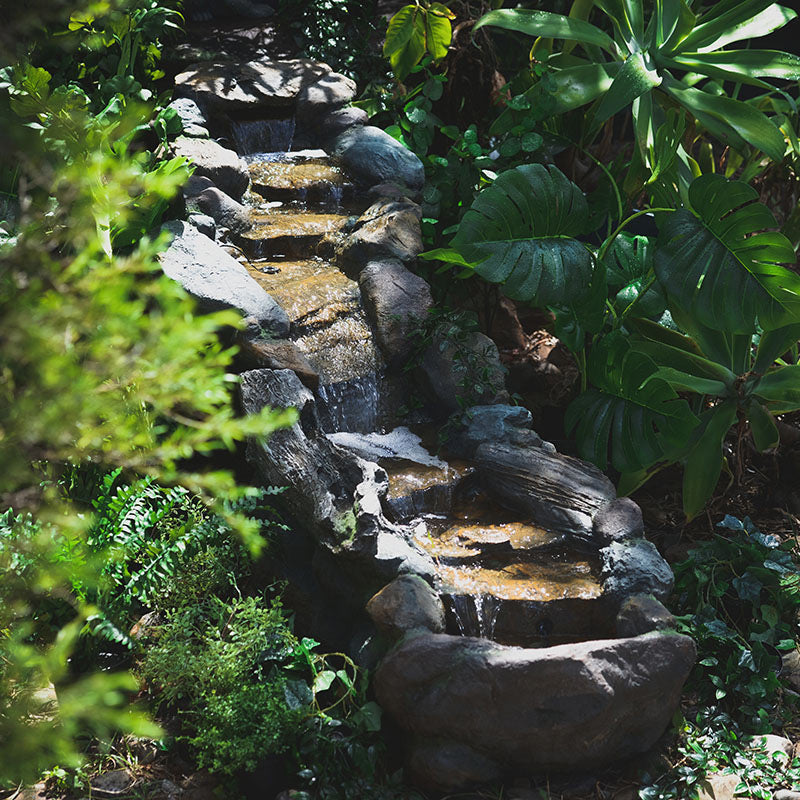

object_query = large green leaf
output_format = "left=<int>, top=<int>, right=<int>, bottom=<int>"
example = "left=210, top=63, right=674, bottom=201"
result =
left=383, top=6, right=426, bottom=81
left=442, top=164, right=594, bottom=306
left=594, top=51, right=661, bottom=124
left=565, top=334, right=699, bottom=473
left=682, top=401, right=738, bottom=519
left=754, top=365, right=800, bottom=410
left=654, top=174, right=800, bottom=334
left=474, top=9, right=619, bottom=55
left=748, top=399, right=779, bottom=452
left=753, top=324, right=800, bottom=373
left=678, top=2, right=796, bottom=53
left=666, top=50, right=800, bottom=86
left=661, top=75, right=786, bottom=162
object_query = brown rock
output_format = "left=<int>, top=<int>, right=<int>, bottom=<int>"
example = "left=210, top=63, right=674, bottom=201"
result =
left=697, top=772, right=741, bottom=800
left=239, top=338, right=319, bottom=389
left=366, top=574, right=445, bottom=638
left=336, top=199, right=423, bottom=274
left=375, top=631, right=696, bottom=790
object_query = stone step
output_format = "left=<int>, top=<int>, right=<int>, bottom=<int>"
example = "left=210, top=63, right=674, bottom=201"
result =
left=248, top=157, right=354, bottom=205
left=234, top=209, right=350, bottom=258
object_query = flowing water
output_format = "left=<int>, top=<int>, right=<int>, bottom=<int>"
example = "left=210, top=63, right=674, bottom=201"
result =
left=239, top=140, right=612, bottom=644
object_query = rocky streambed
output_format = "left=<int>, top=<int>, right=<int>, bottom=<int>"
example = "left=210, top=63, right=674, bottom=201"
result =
left=157, top=46, right=695, bottom=792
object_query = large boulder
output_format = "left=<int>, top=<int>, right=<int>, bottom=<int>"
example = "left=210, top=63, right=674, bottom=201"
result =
left=317, top=106, right=368, bottom=139
left=475, top=442, right=616, bottom=537
left=446, top=403, right=553, bottom=459
left=366, top=574, right=446, bottom=639
left=159, top=221, right=289, bottom=336
left=359, top=260, right=432, bottom=366
left=170, top=136, right=249, bottom=200
left=419, top=332, right=508, bottom=416
left=375, top=631, right=696, bottom=790
left=332, top=126, right=425, bottom=191
left=336, top=200, right=424, bottom=273
left=600, top=538, right=674, bottom=602
left=174, top=59, right=353, bottom=117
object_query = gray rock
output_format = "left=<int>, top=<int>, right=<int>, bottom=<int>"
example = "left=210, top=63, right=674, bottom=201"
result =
left=182, top=174, right=215, bottom=199
left=782, top=648, right=800, bottom=692
left=328, top=427, right=446, bottom=469
left=171, top=136, right=249, bottom=201
left=159, top=221, right=289, bottom=336
left=446, top=404, right=550, bottom=459
left=750, top=734, right=794, bottom=759
left=296, top=72, right=357, bottom=124
left=593, top=497, right=645, bottom=544
left=420, top=332, right=508, bottom=417
left=90, top=770, right=134, bottom=796
left=374, top=631, right=696, bottom=789
left=407, top=740, right=503, bottom=791
left=337, top=200, right=423, bottom=272
left=167, top=97, right=209, bottom=137
left=175, top=59, right=339, bottom=114
left=238, top=338, right=319, bottom=389
left=317, top=106, right=368, bottom=139
left=475, top=441, right=615, bottom=537
left=366, top=574, right=445, bottom=638
left=359, top=259, right=433, bottom=366
left=241, top=368, right=368, bottom=543
left=697, top=774, right=741, bottom=800
left=616, top=594, right=676, bottom=637
left=190, top=186, right=250, bottom=233
left=333, top=125, right=425, bottom=191
left=601, top=539, right=674, bottom=601
left=774, top=791, right=800, bottom=800
left=188, top=213, right=216, bottom=239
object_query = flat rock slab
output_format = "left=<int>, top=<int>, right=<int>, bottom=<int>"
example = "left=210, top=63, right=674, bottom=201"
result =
left=170, top=136, right=249, bottom=201
left=375, top=630, right=696, bottom=790
left=333, top=125, right=425, bottom=191
left=476, top=442, right=616, bottom=537
left=159, top=221, right=289, bottom=336
left=175, top=59, right=354, bottom=117
left=328, top=427, right=446, bottom=469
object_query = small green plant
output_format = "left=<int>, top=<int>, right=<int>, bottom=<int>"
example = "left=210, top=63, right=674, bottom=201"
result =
left=640, top=514, right=800, bottom=798
left=383, top=2, right=455, bottom=82
left=672, top=515, right=800, bottom=727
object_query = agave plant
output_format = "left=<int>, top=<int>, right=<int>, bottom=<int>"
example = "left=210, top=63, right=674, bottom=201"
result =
left=474, top=1, right=800, bottom=164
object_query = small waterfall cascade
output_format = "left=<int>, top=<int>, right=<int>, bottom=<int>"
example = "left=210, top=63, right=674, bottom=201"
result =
left=237, top=148, right=390, bottom=433
left=230, top=117, right=296, bottom=155
left=236, top=142, right=614, bottom=646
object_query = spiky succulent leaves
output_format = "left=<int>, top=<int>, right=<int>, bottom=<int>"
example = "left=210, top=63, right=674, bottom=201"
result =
left=430, top=164, right=594, bottom=307
left=682, top=400, right=738, bottom=519
left=474, top=2, right=798, bottom=160
left=654, top=174, right=800, bottom=335
left=565, top=333, right=699, bottom=475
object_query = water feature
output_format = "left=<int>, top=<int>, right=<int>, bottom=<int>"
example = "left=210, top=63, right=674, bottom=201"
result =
left=237, top=142, right=618, bottom=647
left=230, top=117, right=296, bottom=155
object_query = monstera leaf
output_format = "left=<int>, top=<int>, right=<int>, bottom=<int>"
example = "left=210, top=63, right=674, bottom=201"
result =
left=565, top=333, right=699, bottom=476
left=603, top=233, right=667, bottom=319
left=655, top=174, right=800, bottom=334
left=422, top=164, right=594, bottom=307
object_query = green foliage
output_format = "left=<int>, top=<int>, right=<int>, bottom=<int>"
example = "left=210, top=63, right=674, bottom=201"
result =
left=277, top=0, right=385, bottom=83
left=0, top=0, right=295, bottom=783
left=674, top=515, right=800, bottom=726
left=141, top=595, right=307, bottom=775
left=425, top=159, right=800, bottom=515
left=640, top=713, right=800, bottom=800
left=641, top=514, right=800, bottom=798
left=383, top=2, right=455, bottom=82
left=475, top=2, right=799, bottom=165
